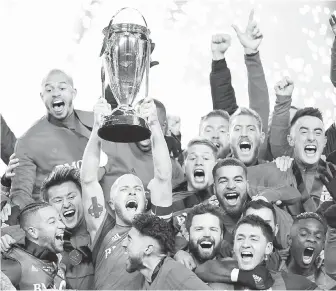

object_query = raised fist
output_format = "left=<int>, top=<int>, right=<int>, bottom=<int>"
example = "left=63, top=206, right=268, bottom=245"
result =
left=329, top=12, right=336, bottom=36
left=232, top=9, right=263, bottom=55
left=93, top=98, right=112, bottom=127
left=137, top=97, right=158, bottom=125
left=211, top=34, right=231, bottom=61
left=274, top=77, right=294, bottom=97
left=167, top=114, right=181, bottom=136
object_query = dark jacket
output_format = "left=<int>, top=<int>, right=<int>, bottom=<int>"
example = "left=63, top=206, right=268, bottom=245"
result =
left=1, top=114, right=16, bottom=165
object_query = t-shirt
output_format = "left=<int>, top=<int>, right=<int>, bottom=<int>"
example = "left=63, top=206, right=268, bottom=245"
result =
left=100, top=142, right=185, bottom=202
left=144, top=257, right=211, bottom=290
left=92, top=215, right=144, bottom=290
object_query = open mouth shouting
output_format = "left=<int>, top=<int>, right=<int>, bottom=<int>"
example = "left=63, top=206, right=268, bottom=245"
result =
left=55, top=232, right=64, bottom=244
left=241, top=250, right=254, bottom=263
left=194, top=169, right=205, bottom=183
left=302, top=247, right=315, bottom=265
left=198, top=239, right=215, bottom=256
left=62, top=209, right=76, bottom=220
left=212, top=141, right=221, bottom=149
left=238, top=139, right=252, bottom=154
left=304, top=145, right=317, bottom=157
left=52, top=100, right=65, bottom=114
left=125, top=199, right=138, bottom=212
left=224, top=192, right=240, bottom=206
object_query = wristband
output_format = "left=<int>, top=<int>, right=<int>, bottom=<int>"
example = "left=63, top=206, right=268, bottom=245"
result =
left=231, top=268, right=239, bottom=282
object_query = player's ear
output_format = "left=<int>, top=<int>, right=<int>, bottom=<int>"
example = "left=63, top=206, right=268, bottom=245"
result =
left=260, top=131, right=265, bottom=144
left=145, top=245, right=154, bottom=255
left=274, top=224, right=279, bottom=237
left=287, top=134, right=294, bottom=147
left=265, top=241, right=273, bottom=255
left=108, top=198, right=115, bottom=211
left=27, top=227, right=38, bottom=240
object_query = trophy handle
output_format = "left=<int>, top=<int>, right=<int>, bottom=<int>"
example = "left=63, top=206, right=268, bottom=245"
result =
left=110, top=7, right=148, bottom=27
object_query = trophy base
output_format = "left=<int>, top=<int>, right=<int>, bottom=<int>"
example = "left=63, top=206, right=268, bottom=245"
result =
left=98, top=114, right=151, bottom=143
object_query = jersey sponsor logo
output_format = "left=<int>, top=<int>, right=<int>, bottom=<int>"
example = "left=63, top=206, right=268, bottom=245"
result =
left=55, top=160, right=82, bottom=170
left=252, top=274, right=265, bottom=290
left=33, top=283, right=47, bottom=291
left=104, top=233, right=121, bottom=258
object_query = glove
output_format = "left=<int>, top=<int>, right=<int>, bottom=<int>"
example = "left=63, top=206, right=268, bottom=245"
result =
left=317, top=160, right=336, bottom=201
left=236, top=263, right=275, bottom=290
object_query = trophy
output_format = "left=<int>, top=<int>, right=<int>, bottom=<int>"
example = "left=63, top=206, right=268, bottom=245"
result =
left=98, top=7, right=151, bottom=143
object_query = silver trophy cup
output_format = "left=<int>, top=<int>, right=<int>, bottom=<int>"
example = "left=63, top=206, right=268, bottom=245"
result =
left=99, top=7, right=151, bottom=143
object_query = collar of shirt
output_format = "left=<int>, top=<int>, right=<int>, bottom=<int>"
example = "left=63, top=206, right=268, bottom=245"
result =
left=22, top=238, right=58, bottom=263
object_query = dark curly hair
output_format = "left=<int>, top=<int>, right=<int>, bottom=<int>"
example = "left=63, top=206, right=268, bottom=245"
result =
left=132, top=213, right=175, bottom=255
left=212, top=157, right=247, bottom=179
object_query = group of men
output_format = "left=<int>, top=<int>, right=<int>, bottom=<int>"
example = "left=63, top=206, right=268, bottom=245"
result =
left=1, top=8, right=336, bottom=291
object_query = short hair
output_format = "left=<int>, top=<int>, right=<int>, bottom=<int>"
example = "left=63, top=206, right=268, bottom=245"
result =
left=230, top=107, right=263, bottom=132
left=212, top=158, right=247, bottom=179
left=290, top=107, right=323, bottom=128
left=200, top=109, right=230, bottom=128
left=41, top=69, right=74, bottom=87
left=41, top=166, right=81, bottom=202
left=183, top=137, right=218, bottom=160
left=234, top=215, right=274, bottom=243
left=18, top=202, right=51, bottom=230
left=293, top=212, right=327, bottom=235
left=185, top=203, right=225, bottom=233
left=243, top=200, right=277, bottom=224
left=132, top=213, right=175, bottom=254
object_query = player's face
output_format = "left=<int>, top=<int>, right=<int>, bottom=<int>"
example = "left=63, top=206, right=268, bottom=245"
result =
left=214, top=166, right=248, bottom=217
left=245, top=207, right=276, bottom=233
left=200, top=116, right=230, bottom=159
left=112, top=175, right=146, bottom=226
left=185, top=144, right=216, bottom=191
left=234, top=224, right=272, bottom=271
left=40, top=71, right=76, bottom=120
left=48, top=181, right=84, bottom=230
left=290, top=116, right=326, bottom=165
left=188, top=213, right=222, bottom=263
left=35, top=206, right=65, bottom=253
left=290, top=218, right=325, bottom=269
left=122, top=227, right=145, bottom=273
left=136, top=139, right=152, bottom=152
left=230, top=115, right=264, bottom=166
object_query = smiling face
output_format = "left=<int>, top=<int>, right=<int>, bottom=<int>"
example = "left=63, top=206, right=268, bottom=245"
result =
left=230, top=115, right=265, bottom=166
left=188, top=213, right=222, bottom=263
left=185, top=144, right=217, bottom=191
left=289, top=218, right=325, bottom=270
left=110, top=175, right=147, bottom=226
left=47, top=181, right=84, bottom=230
left=289, top=116, right=326, bottom=165
left=234, top=223, right=273, bottom=270
left=34, top=206, right=65, bottom=253
left=214, top=165, right=248, bottom=217
left=40, top=70, right=76, bottom=120
left=200, top=116, right=230, bottom=159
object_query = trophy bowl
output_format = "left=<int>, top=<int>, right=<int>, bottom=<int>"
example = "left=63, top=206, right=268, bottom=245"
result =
left=98, top=10, right=152, bottom=143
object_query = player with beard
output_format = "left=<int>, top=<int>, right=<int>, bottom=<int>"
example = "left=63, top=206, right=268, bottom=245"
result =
left=122, top=213, right=210, bottom=290
left=172, top=138, right=218, bottom=212
left=80, top=97, right=174, bottom=290
left=1, top=166, right=95, bottom=290
left=281, top=212, right=336, bottom=289
left=1, top=202, right=66, bottom=290
left=248, top=107, right=331, bottom=216
left=195, top=215, right=318, bottom=290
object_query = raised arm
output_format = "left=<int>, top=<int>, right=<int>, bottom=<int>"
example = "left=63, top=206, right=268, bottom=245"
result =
left=139, top=98, right=172, bottom=210
left=210, top=34, right=238, bottom=114
left=80, top=98, right=111, bottom=243
left=270, top=77, right=295, bottom=158
left=0, top=115, right=16, bottom=165
left=233, top=10, right=270, bottom=159
left=329, top=13, right=336, bottom=88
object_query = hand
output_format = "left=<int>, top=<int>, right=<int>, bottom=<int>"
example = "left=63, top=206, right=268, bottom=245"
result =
left=274, top=155, right=294, bottom=172
left=0, top=203, right=11, bottom=223
left=232, top=9, right=263, bottom=55
left=329, top=12, right=336, bottom=36
left=0, top=234, right=16, bottom=253
left=274, top=77, right=294, bottom=97
left=208, top=195, right=219, bottom=207
left=253, top=193, right=282, bottom=206
left=324, top=204, right=336, bottom=228
left=211, top=34, right=231, bottom=61
left=317, top=160, right=336, bottom=201
left=4, top=154, right=19, bottom=181
left=93, top=98, right=112, bottom=127
left=167, top=115, right=181, bottom=136
left=174, top=250, right=196, bottom=270
left=138, top=97, right=158, bottom=125
left=315, top=250, right=324, bottom=269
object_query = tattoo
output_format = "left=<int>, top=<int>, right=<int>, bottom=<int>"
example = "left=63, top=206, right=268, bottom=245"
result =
left=88, top=197, right=104, bottom=218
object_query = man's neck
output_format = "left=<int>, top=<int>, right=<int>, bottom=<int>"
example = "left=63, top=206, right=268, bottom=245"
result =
left=141, top=256, right=164, bottom=283
left=294, top=157, right=319, bottom=172
left=287, top=259, right=316, bottom=277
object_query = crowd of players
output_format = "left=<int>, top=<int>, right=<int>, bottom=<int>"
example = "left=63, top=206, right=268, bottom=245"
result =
left=1, top=9, right=336, bottom=291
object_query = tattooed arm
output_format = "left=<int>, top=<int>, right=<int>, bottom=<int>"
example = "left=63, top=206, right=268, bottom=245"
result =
left=80, top=99, right=111, bottom=243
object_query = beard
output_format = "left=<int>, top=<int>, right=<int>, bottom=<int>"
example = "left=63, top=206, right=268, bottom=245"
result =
left=126, top=253, right=145, bottom=273
left=217, top=192, right=248, bottom=218
left=188, top=238, right=220, bottom=264
left=114, top=203, right=133, bottom=226
left=231, top=144, right=259, bottom=166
